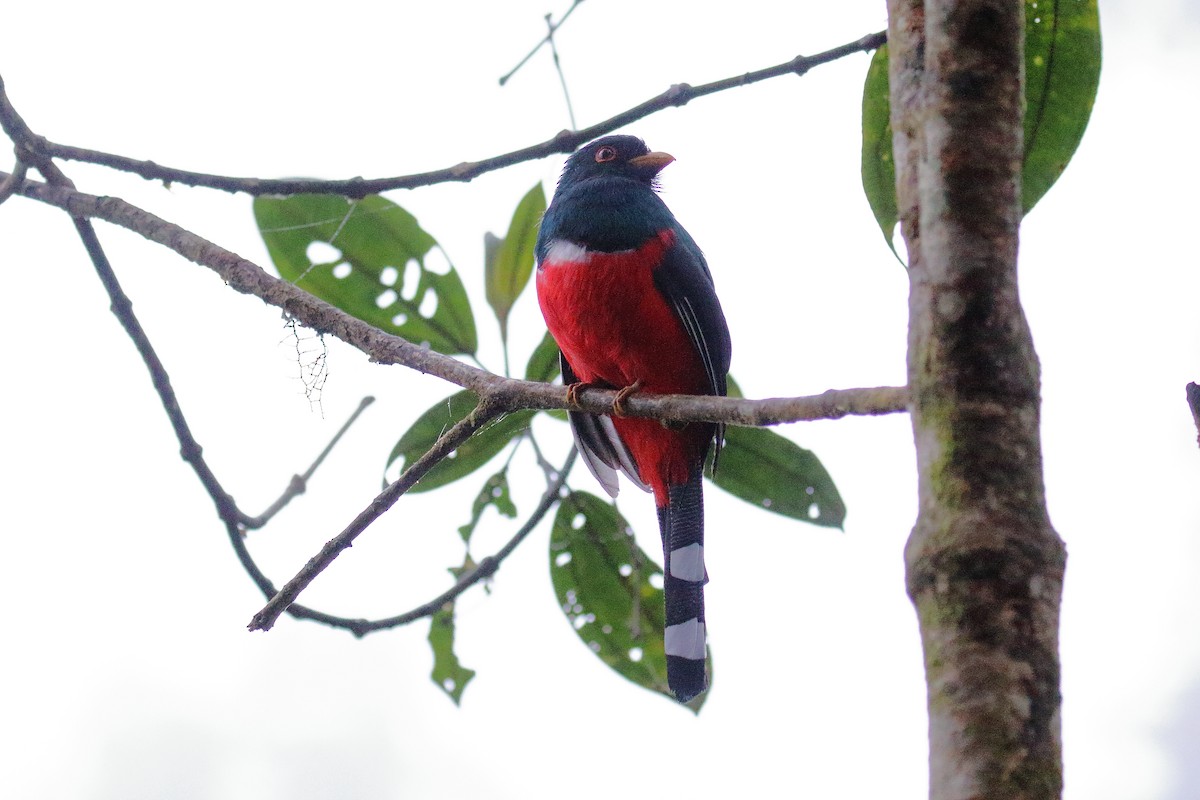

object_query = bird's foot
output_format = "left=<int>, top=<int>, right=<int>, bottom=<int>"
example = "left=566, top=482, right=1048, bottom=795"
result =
left=611, top=380, right=643, bottom=417
left=565, top=381, right=592, bottom=408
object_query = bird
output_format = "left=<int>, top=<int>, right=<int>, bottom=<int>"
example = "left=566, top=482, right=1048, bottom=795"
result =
left=535, top=135, right=731, bottom=702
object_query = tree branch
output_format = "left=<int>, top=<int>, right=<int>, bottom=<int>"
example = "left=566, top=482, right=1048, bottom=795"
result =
left=1187, top=382, right=1200, bottom=449
left=5, top=170, right=908, bottom=426
left=0, top=31, right=885, bottom=197
left=247, top=396, right=509, bottom=632
left=354, top=448, right=577, bottom=634
left=239, top=395, right=376, bottom=530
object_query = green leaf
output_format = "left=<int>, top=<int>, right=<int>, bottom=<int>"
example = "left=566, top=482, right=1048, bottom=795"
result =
left=549, top=491, right=711, bottom=712
left=1022, top=0, right=1102, bottom=211
left=254, top=193, right=477, bottom=355
left=524, top=330, right=561, bottom=383
left=861, top=3, right=1102, bottom=249
left=485, top=184, right=546, bottom=341
left=525, top=331, right=567, bottom=421
left=457, top=470, right=517, bottom=544
left=384, top=391, right=535, bottom=492
left=428, top=592, right=475, bottom=706
left=861, top=44, right=901, bottom=259
left=710, top=426, right=846, bottom=528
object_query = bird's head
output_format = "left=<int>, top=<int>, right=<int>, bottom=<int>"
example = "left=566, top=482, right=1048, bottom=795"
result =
left=558, top=135, right=675, bottom=189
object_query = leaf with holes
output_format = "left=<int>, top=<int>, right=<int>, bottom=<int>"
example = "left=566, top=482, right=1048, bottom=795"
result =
left=710, top=426, right=845, bottom=528
left=384, top=390, right=535, bottom=492
left=254, top=193, right=477, bottom=355
left=457, top=470, right=517, bottom=544
left=485, top=183, right=546, bottom=342
left=861, top=3, right=1102, bottom=252
left=428, top=592, right=475, bottom=706
left=550, top=491, right=711, bottom=712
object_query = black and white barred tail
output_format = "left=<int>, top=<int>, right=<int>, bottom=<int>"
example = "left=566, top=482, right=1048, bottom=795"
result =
left=658, top=469, right=708, bottom=702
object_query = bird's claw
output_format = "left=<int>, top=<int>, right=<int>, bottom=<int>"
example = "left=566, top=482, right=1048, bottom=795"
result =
left=565, top=381, right=589, bottom=407
left=612, top=380, right=643, bottom=417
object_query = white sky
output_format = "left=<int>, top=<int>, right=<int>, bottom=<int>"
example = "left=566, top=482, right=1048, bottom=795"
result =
left=2, top=2, right=1198, bottom=798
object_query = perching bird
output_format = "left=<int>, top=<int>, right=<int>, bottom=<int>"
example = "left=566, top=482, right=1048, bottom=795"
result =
left=535, top=135, right=731, bottom=702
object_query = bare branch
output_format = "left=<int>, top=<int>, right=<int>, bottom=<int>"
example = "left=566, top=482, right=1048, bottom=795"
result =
left=247, top=397, right=509, bottom=633
left=499, top=0, right=585, bottom=87
left=0, top=31, right=885, bottom=197
left=1187, top=382, right=1200, bottom=449
left=354, top=448, right=577, bottom=634
left=5, top=171, right=909, bottom=426
left=240, top=395, right=376, bottom=530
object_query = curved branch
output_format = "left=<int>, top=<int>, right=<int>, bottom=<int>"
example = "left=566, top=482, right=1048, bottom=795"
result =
left=0, top=31, right=885, bottom=197
left=247, top=396, right=509, bottom=633
left=7, top=171, right=909, bottom=426
left=240, top=395, right=376, bottom=530
left=354, top=447, right=577, bottom=634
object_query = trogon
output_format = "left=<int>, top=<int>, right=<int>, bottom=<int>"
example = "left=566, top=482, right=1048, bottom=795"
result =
left=535, top=135, right=732, bottom=702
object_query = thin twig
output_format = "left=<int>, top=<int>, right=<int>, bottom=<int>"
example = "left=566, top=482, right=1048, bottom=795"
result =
left=247, top=397, right=509, bottom=632
left=0, top=31, right=885, bottom=197
left=545, top=13, right=577, bottom=129
left=499, top=0, right=585, bottom=86
left=59, top=181, right=245, bottom=527
left=240, top=395, right=377, bottom=529
left=0, top=157, right=26, bottom=206
left=354, top=447, right=577, bottom=633
left=1187, top=382, right=1200, bottom=449
left=5, top=170, right=910, bottom=426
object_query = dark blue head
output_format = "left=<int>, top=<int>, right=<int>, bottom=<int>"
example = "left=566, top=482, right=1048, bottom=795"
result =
left=540, top=136, right=679, bottom=254
left=557, top=135, right=675, bottom=191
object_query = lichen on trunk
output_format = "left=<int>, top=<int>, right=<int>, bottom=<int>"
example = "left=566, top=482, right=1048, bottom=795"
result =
left=887, top=1, right=1068, bottom=797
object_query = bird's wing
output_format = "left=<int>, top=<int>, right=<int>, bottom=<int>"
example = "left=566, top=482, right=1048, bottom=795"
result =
left=561, top=353, right=651, bottom=498
left=651, top=232, right=733, bottom=469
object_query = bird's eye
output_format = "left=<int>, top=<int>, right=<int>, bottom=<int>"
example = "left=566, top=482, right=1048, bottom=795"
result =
left=595, top=146, right=618, bottom=163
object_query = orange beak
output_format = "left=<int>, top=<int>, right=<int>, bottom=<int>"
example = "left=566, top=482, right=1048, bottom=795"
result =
left=628, top=151, right=676, bottom=173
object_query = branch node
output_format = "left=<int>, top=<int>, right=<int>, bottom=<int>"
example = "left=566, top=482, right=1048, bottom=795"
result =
left=665, top=83, right=693, bottom=106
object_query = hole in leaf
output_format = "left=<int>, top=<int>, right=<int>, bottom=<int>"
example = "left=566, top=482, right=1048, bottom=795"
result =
left=618, top=564, right=633, bottom=577
left=332, top=262, right=352, bottom=279
left=628, top=647, right=643, bottom=662
left=555, top=552, right=572, bottom=567
left=491, top=486, right=503, bottom=498
left=391, top=312, right=408, bottom=327
left=376, top=289, right=398, bottom=309
left=808, top=503, right=820, bottom=520
left=400, top=259, right=421, bottom=300
left=379, top=265, right=399, bottom=286
left=572, top=604, right=583, bottom=614
left=649, top=574, right=664, bottom=590
left=425, top=249, right=452, bottom=275
left=762, top=497, right=773, bottom=508
left=572, top=513, right=586, bottom=529
left=443, top=678, right=456, bottom=691
left=306, top=241, right=341, bottom=264
left=805, top=486, right=815, bottom=496
left=419, top=288, right=439, bottom=318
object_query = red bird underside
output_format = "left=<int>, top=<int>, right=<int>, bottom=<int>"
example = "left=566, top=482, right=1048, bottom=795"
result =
left=537, top=229, right=712, bottom=506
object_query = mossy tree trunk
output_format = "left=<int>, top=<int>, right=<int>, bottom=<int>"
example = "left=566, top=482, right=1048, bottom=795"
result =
left=887, top=1, right=1068, bottom=797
